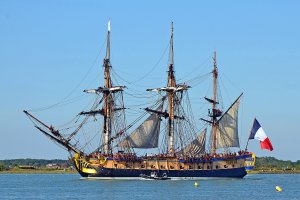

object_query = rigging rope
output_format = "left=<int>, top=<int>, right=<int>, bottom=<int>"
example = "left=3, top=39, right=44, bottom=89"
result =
left=66, top=95, right=103, bottom=141
left=110, top=42, right=169, bottom=86
left=180, top=56, right=211, bottom=80
left=27, top=40, right=106, bottom=113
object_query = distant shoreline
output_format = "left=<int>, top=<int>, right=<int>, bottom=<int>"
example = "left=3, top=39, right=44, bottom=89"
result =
left=1, top=157, right=299, bottom=175
left=1, top=169, right=299, bottom=175
left=0, top=169, right=76, bottom=174
left=248, top=170, right=300, bottom=174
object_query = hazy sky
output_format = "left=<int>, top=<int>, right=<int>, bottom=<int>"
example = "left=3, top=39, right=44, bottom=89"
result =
left=0, top=0, right=299, bottom=161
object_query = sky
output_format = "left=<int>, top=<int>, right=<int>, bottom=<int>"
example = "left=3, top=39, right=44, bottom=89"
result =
left=0, top=0, right=299, bottom=161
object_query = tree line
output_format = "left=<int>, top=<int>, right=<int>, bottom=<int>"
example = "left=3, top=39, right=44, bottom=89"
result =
left=255, top=157, right=300, bottom=170
left=0, top=159, right=71, bottom=170
left=0, top=157, right=299, bottom=171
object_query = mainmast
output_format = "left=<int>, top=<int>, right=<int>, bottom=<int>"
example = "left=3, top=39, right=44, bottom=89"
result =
left=167, top=22, right=176, bottom=155
left=146, top=22, right=188, bottom=156
left=103, top=19, right=113, bottom=155
left=211, top=50, right=218, bottom=154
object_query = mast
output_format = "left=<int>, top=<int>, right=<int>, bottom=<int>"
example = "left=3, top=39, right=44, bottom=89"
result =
left=211, top=50, right=218, bottom=154
left=201, top=52, right=242, bottom=152
left=80, top=19, right=126, bottom=154
left=146, top=22, right=188, bottom=156
left=103, top=18, right=113, bottom=155
left=167, top=22, right=176, bottom=155
left=25, top=19, right=127, bottom=157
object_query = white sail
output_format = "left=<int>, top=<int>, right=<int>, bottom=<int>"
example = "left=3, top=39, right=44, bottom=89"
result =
left=118, top=105, right=162, bottom=149
left=180, top=128, right=206, bottom=155
left=215, top=96, right=241, bottom=149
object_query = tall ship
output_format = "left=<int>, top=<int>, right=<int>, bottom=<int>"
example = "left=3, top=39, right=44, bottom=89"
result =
left=24, top=20, right=252, bottom=179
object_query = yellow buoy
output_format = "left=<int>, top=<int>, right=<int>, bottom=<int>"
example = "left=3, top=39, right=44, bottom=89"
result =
left=194, top=182, right=199, bottom=187
left=275, top=186, right=282, bottom=192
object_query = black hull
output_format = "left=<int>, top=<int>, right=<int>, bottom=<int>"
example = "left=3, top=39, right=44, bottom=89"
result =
left=80, top=167, right=247, bottom=179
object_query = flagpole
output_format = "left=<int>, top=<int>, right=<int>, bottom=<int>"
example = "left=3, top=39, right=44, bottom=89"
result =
left=245, top=118, right=256, bottom=152
left=245, top=138, right=250, bottom=152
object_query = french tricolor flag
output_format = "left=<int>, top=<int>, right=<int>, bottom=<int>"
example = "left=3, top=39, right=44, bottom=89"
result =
left=249, top=118, right=273, bottom=151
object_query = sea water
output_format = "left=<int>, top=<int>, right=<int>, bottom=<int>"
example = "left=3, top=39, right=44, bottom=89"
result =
left=0, top=174, right=299, bottom=200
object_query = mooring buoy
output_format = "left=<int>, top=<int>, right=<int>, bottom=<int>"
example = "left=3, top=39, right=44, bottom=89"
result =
left=194, top=181, right=199, bottom=187
left=275, top=186, right=282, bottom=192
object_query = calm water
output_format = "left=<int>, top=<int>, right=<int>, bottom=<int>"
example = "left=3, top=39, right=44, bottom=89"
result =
left=0, top=174, right=299, bottom=200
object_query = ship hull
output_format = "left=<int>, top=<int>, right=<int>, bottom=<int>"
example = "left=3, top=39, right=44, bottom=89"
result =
left=82, top=167, right=247, bottom=179
left=73, top=153, right=252, bottom=179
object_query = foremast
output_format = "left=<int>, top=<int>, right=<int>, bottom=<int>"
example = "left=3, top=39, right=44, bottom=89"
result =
left=167, top=22, right=176, bottom=155
left=211, top=51, right=218, bottom=155
left=23, top=19, right=126, bottom=156
left=103, top=19, right=113, bottom=155
left=88, top=19, right=126, bottom=155
left=82, top=19, right=116, bottom=155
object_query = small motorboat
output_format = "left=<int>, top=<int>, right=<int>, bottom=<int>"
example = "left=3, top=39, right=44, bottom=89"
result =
left=140, top=172, right=170, bottom=180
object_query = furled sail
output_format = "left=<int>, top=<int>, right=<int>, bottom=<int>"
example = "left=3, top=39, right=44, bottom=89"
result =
left=215, top=95, right=242, bottom=149
left=180, top=128, right=206, bottom=155
left=118, top=104, right=163, bottom=149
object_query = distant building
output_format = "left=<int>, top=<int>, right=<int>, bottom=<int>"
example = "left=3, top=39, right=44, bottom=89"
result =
left=46, top=163, right=61, bottom=169
left=18, top=165, right=35, bottom=169
left=60, top=163, right=69, bottom=169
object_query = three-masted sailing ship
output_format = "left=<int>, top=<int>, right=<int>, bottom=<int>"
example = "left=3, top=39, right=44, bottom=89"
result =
left=24, top=20, right=252, bottom=179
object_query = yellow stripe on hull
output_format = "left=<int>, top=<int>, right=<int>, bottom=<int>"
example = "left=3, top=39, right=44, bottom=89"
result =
left=82, top=167, right=97, bottom=174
